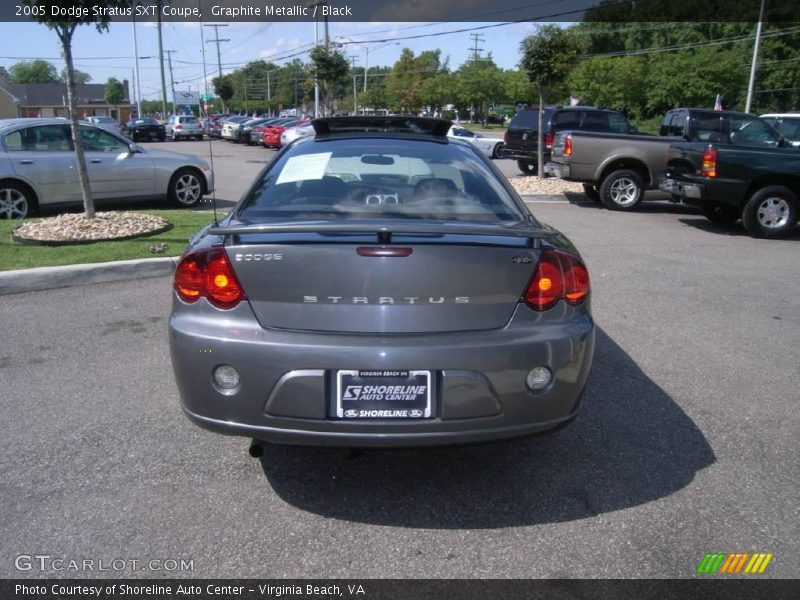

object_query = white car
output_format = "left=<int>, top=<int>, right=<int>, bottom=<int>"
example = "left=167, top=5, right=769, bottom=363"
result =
left=760, top=113, right=800, bottom=147
left=85, top=116, right=122, bottom=136
left=280, top=123, right=314, bottom=147
left=447, top=126, right=505, bottom=159
left=220, top=116, right=250, bottom=141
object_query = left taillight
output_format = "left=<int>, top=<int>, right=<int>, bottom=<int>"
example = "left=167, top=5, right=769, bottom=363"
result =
left=564, top=136, right=573, bottom=157
left=523, top=249, right=590, bottom=311
left=702, top=146, right=717, bottom=178
left=174, top=246, right=245, bottom=309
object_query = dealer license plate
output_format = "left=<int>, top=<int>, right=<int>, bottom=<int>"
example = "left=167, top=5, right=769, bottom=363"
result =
left=335, top=370, right=432, bottom=419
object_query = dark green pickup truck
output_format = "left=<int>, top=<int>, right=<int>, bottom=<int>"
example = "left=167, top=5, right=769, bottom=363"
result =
left=660, top=113, right=799, bottom=238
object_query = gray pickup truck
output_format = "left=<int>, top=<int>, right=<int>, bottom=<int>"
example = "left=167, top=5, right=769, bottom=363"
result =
left=545, top=108, right=784, bottom=211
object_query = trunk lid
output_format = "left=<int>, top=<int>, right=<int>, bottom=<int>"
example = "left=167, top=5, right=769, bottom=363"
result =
left=225, top=237, right=539, bottom=334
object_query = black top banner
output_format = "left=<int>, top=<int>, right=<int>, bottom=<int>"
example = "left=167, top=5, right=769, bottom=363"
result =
left=3, top=579, right=800, bottom=600
left=4, top=0, right=799, bottom=23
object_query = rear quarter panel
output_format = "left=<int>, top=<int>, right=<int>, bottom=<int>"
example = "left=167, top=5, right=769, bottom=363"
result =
left=667, top=142, right=800, bottom=207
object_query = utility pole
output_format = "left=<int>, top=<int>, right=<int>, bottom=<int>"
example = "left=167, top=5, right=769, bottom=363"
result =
left=350, top=56, right=358, bottom=115
left=199, top=0, right=209, bottom=116
left=156, top=0, right=167, bottom=118
left=164, top=50, right=177, bottom=111
left=469, top=33, right=485, bottom=63
left=314, top=17, right=319, bottom=117
left=363, top=46, right=369, bottom=93
left=745, top=0, right=766, bottom=113
left=204, top=24, right=230, bottom=111
left=267, top=70, right=271, bottom=115
left=131, top=5, right=142, bottom=117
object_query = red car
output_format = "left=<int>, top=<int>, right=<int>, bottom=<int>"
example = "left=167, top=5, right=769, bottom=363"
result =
left=261, top=117, right=309, bottom=148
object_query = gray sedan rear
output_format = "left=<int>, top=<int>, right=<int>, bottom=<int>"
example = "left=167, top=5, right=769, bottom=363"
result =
left=169, top=117, right=594, bottom=448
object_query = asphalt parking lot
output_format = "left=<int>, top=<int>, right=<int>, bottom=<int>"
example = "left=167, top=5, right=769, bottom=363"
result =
left=1, top=138, right=798, bottom=578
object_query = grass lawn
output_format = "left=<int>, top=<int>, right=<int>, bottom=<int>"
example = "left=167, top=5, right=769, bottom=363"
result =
left=0, top=209, right=216, bottom=272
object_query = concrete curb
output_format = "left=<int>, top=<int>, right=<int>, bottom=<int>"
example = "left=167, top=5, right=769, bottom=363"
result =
left=0, top=256, right=178, bottom=296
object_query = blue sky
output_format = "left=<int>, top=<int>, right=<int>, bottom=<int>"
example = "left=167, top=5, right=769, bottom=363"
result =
left=0, top=21, right=543, bottom=101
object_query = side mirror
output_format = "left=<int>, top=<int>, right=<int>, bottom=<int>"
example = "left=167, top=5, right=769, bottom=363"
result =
left=128, top=143, right=141, bottom=154
left=630, top=125, right=639, bottom=133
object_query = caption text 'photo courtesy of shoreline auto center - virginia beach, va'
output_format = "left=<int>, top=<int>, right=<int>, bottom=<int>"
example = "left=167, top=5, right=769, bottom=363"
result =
left=0, top=0, right=798, bottom=597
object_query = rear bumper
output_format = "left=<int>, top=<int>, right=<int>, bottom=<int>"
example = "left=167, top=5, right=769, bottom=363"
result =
left=169, top=301, right=595, bottom=448
left=659, top=178, right=704, bottom=202
left=172, top=130, right=202, bottom=138
left=544, top=162, right=571, bottom=178
left=501, top=147, right=551, bottom=163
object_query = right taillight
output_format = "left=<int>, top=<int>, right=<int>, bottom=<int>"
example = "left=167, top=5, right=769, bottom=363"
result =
left=174, top=246, right=245, bottom=310
left=564, top=136, right=573, bottom=157
left=504, top=130, right=510, bottom=143
left=702, top=146, right=717, bottom=177
left=524, top=249, right=590, bottom=311
left=545, top=132, right=555, bottom=149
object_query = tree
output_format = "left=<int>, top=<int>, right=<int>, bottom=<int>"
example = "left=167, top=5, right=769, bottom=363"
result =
left=520, top=25, right=581, bottom=176
left=385, top=49, right=446, bottom=113
left=567, top=56, right=647, bottom=119
left=23, top=0, right=132, bottom=219
left=457, top=60, right=506, bottom=124
left=8, top=59, right=59, bottom=84
left=309, top=46, right=349, bottom=116
left=61, top=68, right=92, bottom=85
left=212, top=75, right=234, bottom=112
left=104, top=77, right=126, bottom=106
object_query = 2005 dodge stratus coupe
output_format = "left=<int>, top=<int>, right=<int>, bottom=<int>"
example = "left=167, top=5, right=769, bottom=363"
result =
left=169, top=117, right=595, bottom=449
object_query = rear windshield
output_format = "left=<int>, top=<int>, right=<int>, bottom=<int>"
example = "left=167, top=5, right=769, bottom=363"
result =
left=509, top=109, right=554, bottom=130
left=238, top=138, right=525, bottom=223
left=774, top=117, right=800, bottom=140
left=179, top=117, right=198, bottom=123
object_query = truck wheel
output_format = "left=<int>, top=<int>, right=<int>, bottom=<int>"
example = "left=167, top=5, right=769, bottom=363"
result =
left=582, top=184, right=601, bottom=203
left=702, top=204, right=739, bottom=224
left=517, top=160, right=537, bottom=176
left=599, top=169, right=644, bottom=211
left=742, top=185, right=798, bottom=239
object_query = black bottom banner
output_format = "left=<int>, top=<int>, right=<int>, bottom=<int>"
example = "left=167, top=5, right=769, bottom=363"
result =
left=2, top=579, right=799, bottom=600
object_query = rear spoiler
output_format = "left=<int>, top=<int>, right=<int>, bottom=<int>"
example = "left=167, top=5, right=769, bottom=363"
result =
left=208, top=221, right=559, bottom=239
left=312, top=116, right=452, bottom=137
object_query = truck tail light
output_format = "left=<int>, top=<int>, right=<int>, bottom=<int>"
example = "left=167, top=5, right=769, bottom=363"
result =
left=702, top=147, right=717, bottom=178
left=564, top=136, right=573, bottom=157
left=523, top=249, right=590, bottom=311
left=545, top=132, right=554, bottom=149
left=504, top=130, right=510, bottom=143
left=174, top=246, right=245, bottom=310
left=175, top=124, right=182, bottom=130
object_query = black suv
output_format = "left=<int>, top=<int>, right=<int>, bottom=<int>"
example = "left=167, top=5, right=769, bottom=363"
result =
left=503, top=106, right=633, bottom=174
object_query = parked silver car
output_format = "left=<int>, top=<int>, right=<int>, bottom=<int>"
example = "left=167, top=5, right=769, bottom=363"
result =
left=165, top=115, right=204, bottom=141
left=170, top=117, right=594, bottom=450
left=0, top=118, right=213, bottom=219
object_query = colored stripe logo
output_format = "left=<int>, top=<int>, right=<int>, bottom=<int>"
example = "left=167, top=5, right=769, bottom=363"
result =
left=697, top=552, right=773, bottom=574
